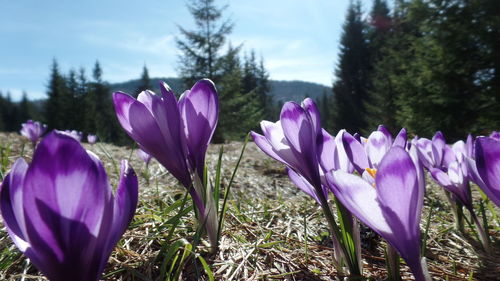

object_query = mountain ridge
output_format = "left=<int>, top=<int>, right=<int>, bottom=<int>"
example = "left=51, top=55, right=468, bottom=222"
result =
left=110, top=77, right=332, bottom=103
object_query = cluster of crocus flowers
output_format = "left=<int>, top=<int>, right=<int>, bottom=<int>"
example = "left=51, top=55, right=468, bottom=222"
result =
left=252, top=99, right=361, bottom=275
left=20, top=120, right=47, bottom=145
left=252, top=99, right=432, bottom=280
left=0, top=131, right=139, bottom=281
left=415, top=132, right=492, bottom=250
left=113, top=79, right=219, bottom=249
left=327, top=146, right=430, bottom=281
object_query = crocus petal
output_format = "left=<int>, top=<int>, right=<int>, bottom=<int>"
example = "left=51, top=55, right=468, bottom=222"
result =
left=287, top=168, right=320, bottom=203
left=376, top=147, right=421, bottom=233
left=109, top=160, right=138, bottom=251
left=465, top=134, right=474, bottom=158
left=333, top=130, right=354, bottom=173
left=258, top=121, right=301, bottom=168
left=280, top=102, right=314, bottom=155
left=376, top=147, right=422, bottom=270
left=0, top=158, right=30, bottom=252
left=301, top=98, right=321, bottom=136
left=430, top=168, right=453, bottom=187
left=467, top=157, right=500, bottom=207
left=178, top=79, right=218, bottom=176
left=280, top=101, right=320, bottom=185
left=392, top=128, right=407, bottom=148
left=452, top=140, right=466, bottom=162
left=475, top=137, right=500, bottom=206
left=317, top=129, right=336, bottom=173
left=342, top=130, right=369, bottom=173
left=432, top=131, right=446, bottom=167
left=112, top=92, right=136, bottom=133
left=416, top=138, right=434, bottom=169
left=128, top=100, right=191, bottom=187
left=377, top=125, right=393, bottom=144
left=365, top=131, right=391, bottom=168
left=327, top=170, right=392, bottom=235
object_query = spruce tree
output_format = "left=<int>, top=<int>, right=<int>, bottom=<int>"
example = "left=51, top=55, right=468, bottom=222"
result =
left=318, top=90, right=332, bottom=130
left=390, top=0, right=500, bottom=139
left=135, top=65, right=152, bottom=97
left=242, top=50, right=272, bottom=120
left=364, top=0, right=399, bottom=133
left=176, top=0, right=233, bottom=87
left=87, top=61, right=116, bottom=142
left=65, top=70, right=80, bottom=130
left=18, top=92, right=32, bottom=124
left=214, top=45, right=263, bottom=140
left=331, top=1, right=371, bottom=133
left=45, top=59, right=67, bottom=130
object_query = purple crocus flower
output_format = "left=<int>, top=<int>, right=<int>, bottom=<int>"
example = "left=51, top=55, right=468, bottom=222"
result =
left=113, top=79, right=219, bottom=247
left=63, top=130, right=83, bottom=142
left=251, top=99, right=362, bottom=275
left=467, top=137, right=500, bottom=207
left=414, top=131, right=454, bottom=170
left=251, top=98, right=325, bottom=200
left=341, top=126, right=407, bottom=175
left=0, top=131, right=138, bottom=281
left=87, top=134, right=98, bottom=144
left=327, top=147, right=430, bottom=281
left=137, top=148, right=152, bottom=165
left=20, top=120, right=47, bottom=145
left=429, top=135, right=475, bottom=209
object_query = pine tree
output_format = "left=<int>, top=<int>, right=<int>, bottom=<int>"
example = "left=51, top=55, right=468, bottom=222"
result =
left=242, top=50, right=272, bottom=120
left=331, top=1, right=371, bottom=133
left=74, top=68, right=88, bottom=132
left=87, top=61, right=116, bottom=142
left=135, top=65, right=152, bottom=97
left=318, top=90, right=332, bottom=130
left=65, top=70, right=80, bottom=130
left=390, top=0, right=500, bottom=139
left=364, top=0, right=399, bottom=133
left=45, top=59, right=67, bottom=130
left=176, top=0, right=233, bottom=87
left=18, top=92, right=32, bottom=124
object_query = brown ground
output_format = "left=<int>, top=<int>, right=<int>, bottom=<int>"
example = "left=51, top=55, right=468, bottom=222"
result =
left=0, top=132, right=499, bottom=280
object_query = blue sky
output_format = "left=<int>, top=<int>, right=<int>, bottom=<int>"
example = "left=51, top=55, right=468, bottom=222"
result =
left=0, top=0, right=372, bottom=100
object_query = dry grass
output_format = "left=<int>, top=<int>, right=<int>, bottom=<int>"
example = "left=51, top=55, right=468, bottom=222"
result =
left=0, top=132, right=499, bottom=280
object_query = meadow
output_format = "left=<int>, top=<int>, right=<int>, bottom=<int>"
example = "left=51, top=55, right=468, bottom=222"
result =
left=1, top=131, right=498, bottom=281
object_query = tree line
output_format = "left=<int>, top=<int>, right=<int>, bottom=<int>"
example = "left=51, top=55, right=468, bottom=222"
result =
left=1, top=0, right=497, bottom=144
left=325, top=0, right=499, bottom=140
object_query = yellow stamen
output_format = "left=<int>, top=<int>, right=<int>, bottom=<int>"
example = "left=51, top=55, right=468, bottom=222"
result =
left=365, top=168, right=377, bottom=179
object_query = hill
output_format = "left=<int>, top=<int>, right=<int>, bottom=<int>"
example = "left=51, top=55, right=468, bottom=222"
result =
left=110, top=77, right=331, bottom=103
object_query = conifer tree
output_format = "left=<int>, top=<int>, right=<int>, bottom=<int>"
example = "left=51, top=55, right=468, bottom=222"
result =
left=214, top=45, right=263, bottom=140
left=318, top=90, right=332, bottom=130
left=364, top=0, right=399, bottom=133
left=18, top=92, right=32, bottom=124
left=87, top=61, right=116, bottom=142
left=242, top=50, right=272, bottom=120
left=331, top=1, right=371, bottom=133
left=176, top=0, right=233, bottom=87
left=135, top=65, right=152, bottom=97
left=65, top=70, right=80, bottom=130
left=45, top=59, right=67, bottom=130
left=389, top=0, right=500, bottom=139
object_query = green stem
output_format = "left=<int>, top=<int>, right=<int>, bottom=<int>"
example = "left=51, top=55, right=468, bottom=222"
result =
left=468, top=207, right=491, bottom=253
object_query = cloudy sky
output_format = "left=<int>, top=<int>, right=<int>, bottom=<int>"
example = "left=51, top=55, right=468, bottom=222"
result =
left=0, top=0, right=372, bottom=100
